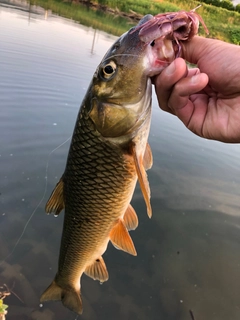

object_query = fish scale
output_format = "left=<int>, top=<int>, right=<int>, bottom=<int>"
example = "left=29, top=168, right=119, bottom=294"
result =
left=58, top=104, right=138, bottom=274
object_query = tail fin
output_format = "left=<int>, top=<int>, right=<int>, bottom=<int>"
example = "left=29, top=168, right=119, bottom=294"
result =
left=40, top=280, right=83, bottom=314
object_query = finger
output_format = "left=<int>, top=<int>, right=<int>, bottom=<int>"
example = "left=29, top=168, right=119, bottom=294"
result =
left=170, top=73, right=209, bottom=102
left=168, top=73, right=209, bottom=130
left=154, top=58, right=187, bottom=113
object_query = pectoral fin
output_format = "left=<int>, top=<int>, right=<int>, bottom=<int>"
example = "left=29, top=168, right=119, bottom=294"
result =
left=45, top=178, right=64, bottom=216
left=131, top=144, right=152, bottom=218
left=143, top=142, right=153, bottom=170
left=84, top=256, right=109, bottom=282
left=123, top=204, right=138, bottom=231
left=110, top=220, right=137, bottom=256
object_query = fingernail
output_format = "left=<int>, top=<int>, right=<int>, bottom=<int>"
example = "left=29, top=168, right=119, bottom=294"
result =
left=166, top=61, right=176, bottom=75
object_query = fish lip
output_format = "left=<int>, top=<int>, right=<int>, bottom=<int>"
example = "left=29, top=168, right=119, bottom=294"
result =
left=137, top=15, right=192, bottom=77
left=130, top=18, right=177, bottom=76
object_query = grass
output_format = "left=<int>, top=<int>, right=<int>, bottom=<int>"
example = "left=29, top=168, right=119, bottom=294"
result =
left=31, top=0, right=240, bottom=43
left=30, top=0, right=135, bottom=36
left=94, top=0, right=240, bottom=43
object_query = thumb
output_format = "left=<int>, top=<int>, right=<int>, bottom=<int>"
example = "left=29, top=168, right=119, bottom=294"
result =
left=181, top=36, right=222, bottom=67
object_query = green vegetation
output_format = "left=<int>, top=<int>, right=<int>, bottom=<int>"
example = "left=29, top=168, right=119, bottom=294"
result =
left=31, top=0, right=240, bottom=44
left=198, top=0, right=234, bottom=11
left=30, top=0, right=135, bottom=35
left=97, top=0, right=180, bottom=14
left=0, top=298, right=8, bottom=319
left=229, top=27, right=240, bottom=44
left=94, top=0, right=240, bottom=42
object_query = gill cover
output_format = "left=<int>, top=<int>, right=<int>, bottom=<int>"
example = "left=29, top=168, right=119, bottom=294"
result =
left=88, top=15, right=154, bottom=138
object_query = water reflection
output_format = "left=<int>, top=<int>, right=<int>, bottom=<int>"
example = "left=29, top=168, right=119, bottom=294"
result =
left=90, top=29, right=97, bottom=55
left=1, top=1, right=240, bottom=320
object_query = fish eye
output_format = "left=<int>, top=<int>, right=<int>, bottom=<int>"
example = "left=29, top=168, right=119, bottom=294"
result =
left=104, top=65, right=114, bottom=74
left=101, top=61, right=117, bottom=80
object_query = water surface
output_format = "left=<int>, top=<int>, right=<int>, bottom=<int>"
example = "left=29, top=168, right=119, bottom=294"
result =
left=1, top=1, right=240, bottom=320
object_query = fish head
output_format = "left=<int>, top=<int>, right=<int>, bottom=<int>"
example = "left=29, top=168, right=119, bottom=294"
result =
left=89, top=15, right=176, bottom=142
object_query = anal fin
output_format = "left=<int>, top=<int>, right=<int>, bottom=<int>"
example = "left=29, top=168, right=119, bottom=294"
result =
left=84, top=256, right=109, bottom=282
left=131, top=143, right=152, bottom=218
left=45, top=177, right=64, bottom=216
left=123, top=204, right=138, bottom=231
left=110, top=220, right=137, bottom=256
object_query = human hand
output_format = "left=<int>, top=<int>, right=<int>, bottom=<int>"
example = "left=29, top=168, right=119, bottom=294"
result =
left=154, top=36, right=240, bottom=143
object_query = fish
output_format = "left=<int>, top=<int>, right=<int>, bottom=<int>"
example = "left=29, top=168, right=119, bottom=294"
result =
left=40, top=11, right=203, bottom=315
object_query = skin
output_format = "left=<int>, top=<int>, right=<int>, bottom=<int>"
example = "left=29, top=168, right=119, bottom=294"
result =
left=154, top=36, right=240, bottom=143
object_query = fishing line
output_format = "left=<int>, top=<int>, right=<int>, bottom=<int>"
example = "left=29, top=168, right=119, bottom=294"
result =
left=0, top=136, right=71, bottom=266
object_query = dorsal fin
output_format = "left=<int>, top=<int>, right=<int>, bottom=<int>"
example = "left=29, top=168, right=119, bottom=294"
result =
left=123, top=204, right=138, bottom=231
left=110, top=220, right=137, bottom=256
left=45, top=178, right=64, bottom=216
left=143, top=142, right=153, bottom=170
left=131, top=143, right=152, bottom=218
left=84, top=256, right=108, bottom=282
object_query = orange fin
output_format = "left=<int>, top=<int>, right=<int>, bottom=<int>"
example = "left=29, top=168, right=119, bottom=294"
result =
left=45, top=178, right=64, bottom=216
left=110, top=220, right=137, bottom=256
left=84, top=256, right=109, bottom=282
left=143, top=142, right=153, bottom=170
left=40, top=280, right=82, bottom=314
left=131, top=143, right=152, bottom=218
left=123, top=204, right=138, bottom=231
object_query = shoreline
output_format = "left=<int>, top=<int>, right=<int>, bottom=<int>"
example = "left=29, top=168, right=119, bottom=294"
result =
left=70, top=0, right=143, bottom=21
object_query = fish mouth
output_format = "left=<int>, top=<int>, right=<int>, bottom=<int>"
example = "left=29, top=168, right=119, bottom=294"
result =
left=144, top=37, right=177, bottom=78
left=136, top=9, right=206, bottom=77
